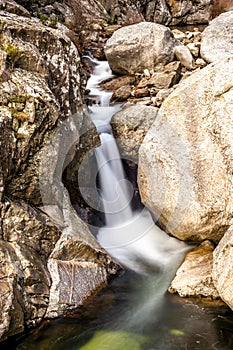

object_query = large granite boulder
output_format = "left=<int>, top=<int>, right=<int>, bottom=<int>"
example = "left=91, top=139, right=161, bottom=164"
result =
left=201, top=10, right=233, bottom=63
left=138, top=56, right=233, bottom=242
left=212, top=226, right=233, bottom=310
left=104, top=22, right=178, bottom=75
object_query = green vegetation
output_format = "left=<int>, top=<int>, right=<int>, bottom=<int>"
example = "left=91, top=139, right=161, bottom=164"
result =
left=8, top=95, right=28, bottom=104
left=4, top=43, right=21, bottom=68
left=39, top=13, right=49, bottom=24
left=107, top=15, right=118, bottom=25
left=79, top=330, right=147, bottom=350
left=169, top=328, right=185, bottom=336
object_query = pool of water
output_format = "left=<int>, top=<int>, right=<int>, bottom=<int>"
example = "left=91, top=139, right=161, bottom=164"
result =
left=6, top=270, right=233, bottom=350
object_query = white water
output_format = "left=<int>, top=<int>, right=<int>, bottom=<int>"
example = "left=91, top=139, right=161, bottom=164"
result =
left=87, top=58, right=190, bottom=275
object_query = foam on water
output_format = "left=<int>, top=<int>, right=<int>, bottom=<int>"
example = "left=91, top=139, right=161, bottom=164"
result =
left=87, top=58, right=190, bottom=275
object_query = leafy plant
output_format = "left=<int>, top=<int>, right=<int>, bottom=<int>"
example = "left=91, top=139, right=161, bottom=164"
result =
left=5, top=43, right=21, bottom=68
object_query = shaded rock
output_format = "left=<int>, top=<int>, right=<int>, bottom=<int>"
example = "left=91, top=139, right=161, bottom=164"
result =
left=0, top=0, right=30, bottom=17
left=99, top=75, right=136, bottom=91
left=213, top=226, right=233, bottom=310
left=0, top=241, right=24, bottom=341
left=98, top=0, right=144, bottom=25
left=0, top=11, right=83, bottom=117
left=137, top=61, right=181, bottom=89
left=169, top=241, right=219, bottom=299
left=143, top=0, right=212, bottom=25
left=133, top=87, right=149, bottom=98
left=105, top=22, right=177, bottom=75
left=138, top=56, right=233, bottom=242
left=210, top=0, right=233, bottom=19
left=0, top=11, right=120, bottom=342
left=201, top=11, right=233, bottom=63
left=174, top=44, right=195, bottom=70
left=111, top=105, right=158, bottom=162
left=110, top=85, right=132, bottom=102
left=0, top=198, right=60, bottom=340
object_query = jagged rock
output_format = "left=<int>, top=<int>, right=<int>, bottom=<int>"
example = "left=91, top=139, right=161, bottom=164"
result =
left=143, top=0, right=212, bottom=25
left=0, top=198, right=59, bottom=340
left=110, top=85, right=132, bottom=102
left=174, top=44, right=195, bottom=70
left=138, top=56, right=233, bottom=242
left=201, top=11, right=233, bottom=63
left=111, top=105, right=158, bottom=162
left=105, top=22, right=177, bottom=75
left=99, top=75, right=136, bottom=92
left=169, top=241, right=219, bottom=299
left=0, top=12, right=120, bottom=342
left=137, top=61, right=181, bottom=89
left=98, top=0, right=144, bottom=25
left=0, top=0, right=30, bottom=17
left=213, top=226, right=233, bottom=310
left=0, top=11, right=83, bottom=117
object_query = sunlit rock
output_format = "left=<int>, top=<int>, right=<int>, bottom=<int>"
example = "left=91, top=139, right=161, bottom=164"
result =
left=138, top=56, right=233, bottom=242
left=105, top=22, right=178, bottom=75
left=201, top=10, right=233, bottom=63
left=169, top=241, right=219, bottom=299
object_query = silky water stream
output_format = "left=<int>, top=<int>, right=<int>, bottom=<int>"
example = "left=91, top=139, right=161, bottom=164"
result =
left=8, top=59, right=233, bottom=350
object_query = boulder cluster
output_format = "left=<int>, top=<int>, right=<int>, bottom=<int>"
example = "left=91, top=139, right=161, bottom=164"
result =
left=104, top=11, right=233, bottom=309
left=0, top=0, right=233, bottom=343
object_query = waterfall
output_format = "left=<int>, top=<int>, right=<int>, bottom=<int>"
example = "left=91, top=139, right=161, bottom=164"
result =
left=87, top=58, right=190, bottom=274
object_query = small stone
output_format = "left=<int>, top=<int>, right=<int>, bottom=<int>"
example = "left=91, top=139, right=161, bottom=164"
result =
left=110, top=85, right=132, bottom=102
left=134, top=87, right=149, bottom=98
left=174, top=45, right=195, bottom=70
left=187, top=42, right=199, bottom=58
left=195, top=58, right=207, bottom=68
left=172, top=29, right=186, bottom=41
left=143, top=69, right=150, bottom=78
left=16, top=125, right=29, bottom=138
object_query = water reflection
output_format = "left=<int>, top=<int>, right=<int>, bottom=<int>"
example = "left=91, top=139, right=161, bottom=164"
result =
left=8, top=271, right=233, bottom=350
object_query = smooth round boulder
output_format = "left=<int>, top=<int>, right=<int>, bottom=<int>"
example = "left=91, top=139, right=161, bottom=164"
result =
left=201, top=10, right=233, bottom=63
left=104, top=22, right=177, bottom=75
left=138, top=56, right=233, bottom=242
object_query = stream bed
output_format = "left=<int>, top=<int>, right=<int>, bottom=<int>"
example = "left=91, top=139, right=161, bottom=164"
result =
left=5, top=57, right=233, bottom=350
left=7, top=270, right=233, bottom=350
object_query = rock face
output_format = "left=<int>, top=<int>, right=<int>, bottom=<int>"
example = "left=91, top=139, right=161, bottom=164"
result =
left=142, top=0, right=213, bottom=25
left=212, top=226, right=233, bottom=309
left=201, top=10, right=233, bottom=63
left=169, top=241, right=219, bottom=299
left=138, top=56, right=233, bottom=242
left=104, top=22, right=178, bottom=75
left=0, top=11, right=119, bottom=342
left=111, top=105, right=158, bottom=162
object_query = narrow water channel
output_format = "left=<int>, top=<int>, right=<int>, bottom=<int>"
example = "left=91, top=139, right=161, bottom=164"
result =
left=6, top=59, right=233, bottom=350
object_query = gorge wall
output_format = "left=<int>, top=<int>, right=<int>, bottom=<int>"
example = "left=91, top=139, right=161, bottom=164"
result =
left=0, top=0, right=233, bottom=343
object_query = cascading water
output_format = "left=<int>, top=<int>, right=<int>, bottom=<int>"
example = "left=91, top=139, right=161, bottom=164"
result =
left=11, top=57, right=233, bottom=350
left=87, top=57, right=190, bottom=275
